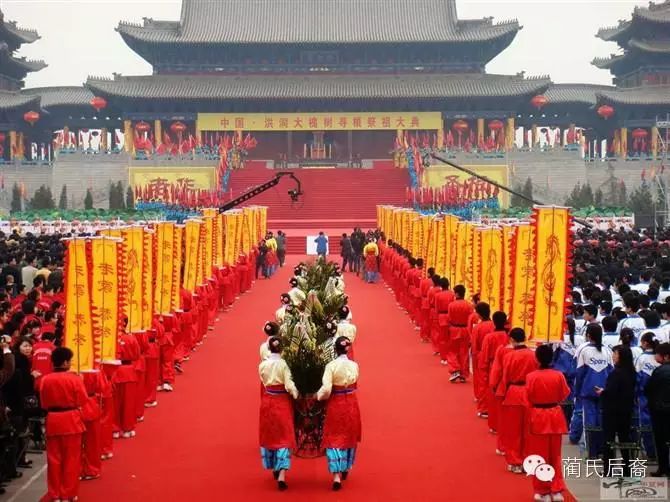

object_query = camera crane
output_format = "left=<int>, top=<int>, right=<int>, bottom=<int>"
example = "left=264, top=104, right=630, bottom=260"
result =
left=218, top=171, right=303, bottom=213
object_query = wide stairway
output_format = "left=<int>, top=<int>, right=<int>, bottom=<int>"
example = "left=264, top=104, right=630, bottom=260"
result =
left=228, top=162, right=408, bottom=254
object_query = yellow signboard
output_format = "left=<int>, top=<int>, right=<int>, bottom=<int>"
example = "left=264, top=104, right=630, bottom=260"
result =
left=423, top=164, right=509, bottom=209
left=198, top=112, right=442, bottom=132
left=129, top=166, right=216, bottom=192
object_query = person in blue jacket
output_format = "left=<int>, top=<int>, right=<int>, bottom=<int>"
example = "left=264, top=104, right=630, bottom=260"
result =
left=636, top=333, right=660, bottom=460
left=575, top=324, right=613, bottom=458
left=554, top=319, right=580, bottom=431
left=314, top=232, right=328, bottom=258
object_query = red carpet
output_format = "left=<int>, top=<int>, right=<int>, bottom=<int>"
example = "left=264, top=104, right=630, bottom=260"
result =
left=79, top=257, right=534, bottom=501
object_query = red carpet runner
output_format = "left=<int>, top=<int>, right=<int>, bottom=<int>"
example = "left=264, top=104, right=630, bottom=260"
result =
left=80, top=257, right=533, bottom=501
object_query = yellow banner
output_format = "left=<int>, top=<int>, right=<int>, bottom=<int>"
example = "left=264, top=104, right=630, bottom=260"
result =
left=502, top=226, right=515, bottom=317
left=142, top=230, right=154, bottom=330
left=64, top=239, right=94, bottom=372
left=172, top=225, right=184, bottom=310
left=242, top=209, right=252, bottom=255
left=479, top=227, right=503, bottom=312
left=423, top=164, right=509, bottom=209
left=129, top=166, right=217, bottom=193
left=510, top=224, right=536, bottom=331
left=471, top=227, right=482, bottom=297
left=123, top=227, right=144, bottom=333
left=454, top=222, right=468, bottom=288
left=198, top=112, right=442, bottom=132
left=532, top=207, right=571, bottom=343
left=183, top=220, right=201, bottom=291
left=90, top=237, right=120, bottom=363
left=154, top=222, right=175, bottom=315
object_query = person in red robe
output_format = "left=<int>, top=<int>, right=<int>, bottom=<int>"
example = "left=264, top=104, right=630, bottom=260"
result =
left=113, top=332, right=140, bottom=438
left=144, top=319, right=162, bottom=405
left=81, top=371, right=104, bottom=481
left=39, top=347, right=88, bottom=502
left=98, top=362, right=116, bottom=460
left=480, top=312, right=510, bottom=437
left=447, top=285, right=474, bottom=382
left=133, top=330, right=148, bottom=422
left=32, top=332, right=56, bottom=380
left=426, top=274, right=442, bottom=355
left=418, top=267, right=435, bottom=342
left=159, top=315, right=176, bottom=392
left=499, top=328, right=538, bottom=473
left=434, top=278, right=455, bottom=365
left=526, top=344, right=570, bottom=501
left=470, top=302, right=494, bottom=416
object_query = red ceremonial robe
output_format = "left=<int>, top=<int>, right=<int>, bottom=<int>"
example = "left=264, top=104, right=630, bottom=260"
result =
left=159, top=315, right=176, bottom=385
left=499, top=346, right=539, bottom=466
left=526, top=368, right=570, bottom=496
left=447, top=299, right=474, bottom=377
left=434, top=289, right=455, bottom=360
left=480, top=330, right=509, bottom=433
left=39, top=370, right=87, bottom=502
left=113, top=334, right=140, bottom=433
left=471, top=319, right=495, bottom=411
left=418, top=277, right=434, bottom=341
left=81, top=372, right=103, bottom=479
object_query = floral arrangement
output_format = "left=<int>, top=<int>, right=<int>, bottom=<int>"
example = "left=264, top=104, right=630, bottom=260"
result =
left=279, top=259, right=347, bottom=394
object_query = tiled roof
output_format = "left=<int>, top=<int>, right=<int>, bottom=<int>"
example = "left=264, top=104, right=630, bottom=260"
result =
left=118, top=0, right=520, bottom=44
left=544, top=84, right=615, bottom=105
left=596, top=22, right=631, bottom=42
left=22, top=86, right=94, bottom=108
left=633, top=1, right=670, bottom=23
left=598, top=86, right=670, bottom=106
left=0, top=90, right=38, bottom=111
left=628, top=38, right=670, bottom=54
left=591, top=55, right=625, bottom=69
left=0, top=9, right=39, bottom=46
left=0, top=42, right=46, bottom=72
left=85, top=73, right=550, bottom=100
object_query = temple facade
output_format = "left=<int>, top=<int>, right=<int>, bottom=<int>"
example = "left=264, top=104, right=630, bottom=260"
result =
left=0, top=0, right=668, bottom=167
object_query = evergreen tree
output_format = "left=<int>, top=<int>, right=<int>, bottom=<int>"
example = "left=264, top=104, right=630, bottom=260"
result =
left=117, top=181, right=126, bottom=209
left=565, top=183, right=582, bottom=208
left=108, top=183, right=117, bottom=210
left=510, top=182, right=524, bottom=207
left=594, top=188, right=603, bottom=207
left=58, top=185, right=68, bottom=210
left=10, top=183, right=21, bottom=213
left=29, top=185, right=55, bottom=210
left=84, top=188, right=93, bottom=210
left=126, top=186, right=134, bottom=210
left=618, top=182, right=627, bottom=207
left=628, top=182, right=653, bottom=216
left=579, top=183, right=594, bottom=207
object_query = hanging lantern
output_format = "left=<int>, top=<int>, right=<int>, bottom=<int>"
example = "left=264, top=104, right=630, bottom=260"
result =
left=632, top=128, right=648, bottom=139
left=488, top=120, right=504, bottom=131
left=530, top=95, right=549, bottom=109
left=0, top=132, right=5, bottom=143
left=90, top=96, right=107, bottom=112
left=597, top=105, right=615, bottom=120
left=170, top=121, right=187, bottom=134
left=135, top=121, right=151, bottom=133
left=23, top=111, right=40, bottom=126
left=452, top=120, right=469, bottom=133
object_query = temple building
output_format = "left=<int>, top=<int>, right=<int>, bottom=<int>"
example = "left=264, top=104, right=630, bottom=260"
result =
left=0, top=0, right=668, bottom=168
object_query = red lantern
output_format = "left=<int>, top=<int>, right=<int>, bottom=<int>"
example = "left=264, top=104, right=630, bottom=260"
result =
left=135, top=121, right=150, bottom=133
left=90, top=96, right=107, bottom=112
left=530, top=95, right=549, bottom=109
left=170, top=121, right=187, bottom=134
left=597, top=105, right=615, bottom=120
left=452, top=120, right=469, bottom=133
left=488, top=120, right=504, bottom=131
left=23, top=111, right=39, bottom=126
left=632, top=128, right=648, bottom=139
left=0, top=133, right=5, bottom=143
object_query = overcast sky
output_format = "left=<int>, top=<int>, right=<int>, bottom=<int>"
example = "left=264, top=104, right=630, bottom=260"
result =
left=4, top=0, right=645, bottom=89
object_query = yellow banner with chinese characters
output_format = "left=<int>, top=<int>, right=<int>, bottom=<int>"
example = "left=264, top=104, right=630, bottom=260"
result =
left=198, top=112, right=442, bottom=132
left=183, top=220, right=201, bottom=292
left=242, top=209, right=252, bottom=255
left=172, top=225, right=184, bottom=310
left=142, top=230, right=154, bottom=330
left=123, top=226, right=145, bottom=333
left=454, top=222, right=469, bottom=288
left=223, top=211, right=240, bottom=265
left=479, top=227, right=503, bottom=312
left=423, top=164, right=510, bottom=209
left=510, top=224, right=536, bottom=332
left=471, top=226, right=482, bottom=297
left=154, top=222, right=175, bottom=315
left=129, top=166, right=217, bottom=193
left=64, top=239, right=94, bottom=372
left=90, top=237, right=121, bottom=363
left=446, top=215, right=459, bottom=284
left=532, top=207, right=571, bottom=343
left=502, top=225, right=515, bottom=317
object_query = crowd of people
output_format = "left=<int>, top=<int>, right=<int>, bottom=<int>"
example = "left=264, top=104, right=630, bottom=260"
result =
left=256, top=231, right=286, bottom=279
left=0, top=229, right=267, bottom=501
left=258, top=262, right=361, bottom=491
left=379, top=226, right=670, bottom=502
left=338, top=228, right=382, bottom=283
